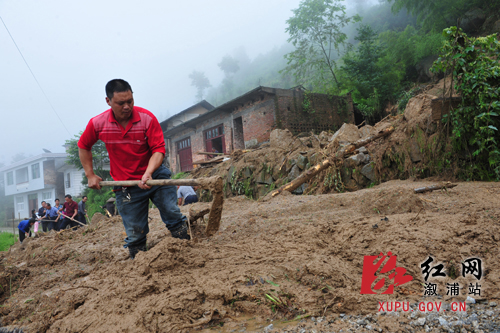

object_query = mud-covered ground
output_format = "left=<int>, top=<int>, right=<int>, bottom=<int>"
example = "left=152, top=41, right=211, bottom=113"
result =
left=0, top=180, right=498, bottom=332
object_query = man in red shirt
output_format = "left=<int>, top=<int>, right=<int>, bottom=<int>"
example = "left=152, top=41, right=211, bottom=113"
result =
left=78, top=79, right=189, bottom=259
left=58, top=194, right=79, bottom=230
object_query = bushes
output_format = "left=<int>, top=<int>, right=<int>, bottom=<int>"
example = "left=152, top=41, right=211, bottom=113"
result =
left=432, top=27, right=500, bottom=180
left=0, top=232, right=17, bottom=251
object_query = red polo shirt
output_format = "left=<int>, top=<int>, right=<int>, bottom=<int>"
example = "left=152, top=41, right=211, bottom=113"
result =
left=78, top=106, right=166, bottom=181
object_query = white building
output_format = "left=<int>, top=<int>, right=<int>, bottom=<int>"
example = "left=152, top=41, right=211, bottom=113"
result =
left=0, top=153, right=85, bottom=218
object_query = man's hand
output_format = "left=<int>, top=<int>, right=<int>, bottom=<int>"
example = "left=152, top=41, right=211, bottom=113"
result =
left=139, top=172, right=153, bottom=190
left=88, top=174, right=103, bottom=190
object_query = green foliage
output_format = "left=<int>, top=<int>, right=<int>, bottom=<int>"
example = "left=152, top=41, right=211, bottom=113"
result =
left=283, top=0, right=360, bottom=93
left=172, top=172, right=188, bottom=179
left=84, top=187, right=114, bottom=220
left=432, top=27, right=500, bottom=180
left=0, top=232, right=17, bottom=251
left=65, top=132, right=110, bottom=181
left=389, top=0, right=499, bottom=32
left=218, top=55, right=240, bottom=76
left=342, top=25, right=397, bottom=121
left=188, top=70, right=211, bottom=102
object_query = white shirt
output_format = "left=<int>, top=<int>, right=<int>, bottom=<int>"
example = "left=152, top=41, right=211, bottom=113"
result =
left=177, top=186, right=196, bottom=199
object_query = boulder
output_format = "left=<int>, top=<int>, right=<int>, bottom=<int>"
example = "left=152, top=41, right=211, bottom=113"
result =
left=227, top=165, right=235, bottom=183
left=359, top=125, right=374, bottom=140
left=288, top=165, right=300, bottom=181
left=329, top=123, right=361, bottom=145
left=409, top=138, right=423, bottom=163
left=245, top=138, right=259, bottom=149
left=361, top=163, right=377, bottom=182
left=349, top=153, right=366, bottom=166
left=296, top=154, right=308, bottom=170
left=292, top=183, right=307, bottom=195
left=257, top=170, right=274, bottom=185
left=461, top=8, right=486, bottom=33
left=270, top=129, right=294, bottom=150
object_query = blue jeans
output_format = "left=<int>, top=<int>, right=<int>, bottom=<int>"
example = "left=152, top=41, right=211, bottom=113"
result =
left=115, top=165, right=186, bottom=248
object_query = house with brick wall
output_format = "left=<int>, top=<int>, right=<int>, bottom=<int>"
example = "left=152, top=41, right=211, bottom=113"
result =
left=162, top=86, right=354, bottom=173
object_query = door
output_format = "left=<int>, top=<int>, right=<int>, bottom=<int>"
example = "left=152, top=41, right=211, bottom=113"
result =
left=28, top=194, right=38, bottom=213
left=204, top=124, right=225, bottom=159
left=176, top=138, right=193, bottom=172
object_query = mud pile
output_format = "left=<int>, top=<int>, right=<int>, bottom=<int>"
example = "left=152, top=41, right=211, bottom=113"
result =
left=192, top=78, right=458, bottom=201
left=0, top=180, right=499, bottom=332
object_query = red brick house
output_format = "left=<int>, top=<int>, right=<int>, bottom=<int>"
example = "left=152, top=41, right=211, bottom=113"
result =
left=162, top=86, right=354, bottom=173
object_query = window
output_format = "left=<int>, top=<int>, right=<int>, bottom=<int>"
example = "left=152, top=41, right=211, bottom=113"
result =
left=15, top=167, right=29, bottom=184
left=66, top=173, right=71, bottom=188
left=205, top=125, right=224, bottom=140
left=42, top=191, right=52, bottom=201
left=31, top=163, right=40, bottom=179
left=6, top=172, right=13, bottom=185
left=176, top=138, right=191, bottom=150
left=16, top=196, right=24, bottom=211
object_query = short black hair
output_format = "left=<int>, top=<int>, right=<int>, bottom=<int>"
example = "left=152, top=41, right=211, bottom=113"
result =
left=55, top=198, right=60, bottom=201
left=82, top=196, right=88, bottom=199
left=41, top=201, right=46, bottom=204
left=65, top=194, right=72, bottom=199
left=105, top=79, right=133, bottom=99
left=29, top=218, right=36, bottom=224
left=46, top=203, right=51, bottom=207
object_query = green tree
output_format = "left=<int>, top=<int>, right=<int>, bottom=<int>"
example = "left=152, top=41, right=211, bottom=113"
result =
left=283, top=0, right=360, bottom=93
left=65, top=132, right=109, bottom=181
left=432, top=27, right=500, bottom=180
left=188, top=70, right=211, bottom=101
left=388, top=0, right=498, bottom=32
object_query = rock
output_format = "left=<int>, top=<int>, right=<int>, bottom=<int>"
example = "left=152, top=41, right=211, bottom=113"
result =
left=359, top=125, right=374, bottom=139
left=356, top=319, right=367, bottom=326
left=292, top=183, right=306, bottom=195
left=257, top=170, right=274, bottom=185
left=263, top=323, right=273, bottom=332
left=340, top=313, right=346, bottom=318
left=416, top=55, right=439, bottom=82
left=361, top=163, right=376, bottom=182
left=416, top=317, right=426, bottom=326
left=409, top=138, right=422, bottom=163
left=349, top=153, right=366, bottom=166
left=485, top=310, right=494, bottom=317
left=270, top=129, right=294, bottom=150
left=467, top=296, right=476, bottom=304
left=330, top=123, right=361, bottom=145
left=256, top=184, right=270, bottom=198
left=366, top=325, right=373, bottom=330
left=288, top=165, right=300, bottom=181
left=461, top=8, right=486, bottom=33
left=243, top=166, right=254, bottom=178
left=318, top=131, right=330, bottom=143
left=296, top=154, right=308, bottom=170
left=493, top=19, right=500, bottom=33
left=357, top=146, right=368, bottom=154
left=438, top=317, right=448, bottom=326
left=227, top=165, right=235, bottom=183
left=489, top=301, right=497, bottom=307
left=245, top=138, right=259, bottom=149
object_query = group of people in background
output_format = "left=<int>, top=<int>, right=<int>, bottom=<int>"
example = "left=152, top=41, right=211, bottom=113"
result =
left=17, top=185, right=198, bottom=244
left=18, top=194, right=89, bottom=243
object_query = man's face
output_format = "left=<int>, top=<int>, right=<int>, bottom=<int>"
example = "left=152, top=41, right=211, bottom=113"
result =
left=83, top=197, right=88, bottom=202
left=42, top=202, right=46, bottom=208
left=65, top=197, right=71, bottom=203
left=106, top=90, right=134, bottom=122
left=55, top=200, right=60, bottom=206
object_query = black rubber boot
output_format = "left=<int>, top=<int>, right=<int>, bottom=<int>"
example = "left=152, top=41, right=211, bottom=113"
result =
left=128, top=243, right=147, bottom=260
left=170, top=222, right=190, bottom=240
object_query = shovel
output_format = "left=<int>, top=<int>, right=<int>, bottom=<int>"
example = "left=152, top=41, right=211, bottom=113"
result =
left=98, top=176, right=223, bottom=237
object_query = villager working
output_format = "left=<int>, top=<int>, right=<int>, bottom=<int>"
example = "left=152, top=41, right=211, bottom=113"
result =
left=18, top=218, right=35, bottom=244
left=78, top=196, right=88, bottom=225
left=43, top=203, right=59, bottom=231
left=102, top=197, right=117, bottom=216
left=78, top=79, right=190, bottom=260
left=58, top=195, right=79, bottom=230
left=177, top=186, right=198, bottom=206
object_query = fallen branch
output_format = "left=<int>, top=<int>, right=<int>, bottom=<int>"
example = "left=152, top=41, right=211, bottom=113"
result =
left=271, top=126, right=395, bottom=197
left=195, top=151, right=226, bottom=156
left=414, top=182, right=457, bottom=194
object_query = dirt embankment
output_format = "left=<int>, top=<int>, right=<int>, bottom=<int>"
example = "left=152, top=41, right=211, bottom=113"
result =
left=0, top=180, right=499, bottom=332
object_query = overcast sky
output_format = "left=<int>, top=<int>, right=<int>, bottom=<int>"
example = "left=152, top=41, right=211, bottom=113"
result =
left=0, top=0, right=305, bottom=165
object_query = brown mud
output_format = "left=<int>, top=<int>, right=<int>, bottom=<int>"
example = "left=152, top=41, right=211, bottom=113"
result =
left=0, top=180, right=499, bottom=332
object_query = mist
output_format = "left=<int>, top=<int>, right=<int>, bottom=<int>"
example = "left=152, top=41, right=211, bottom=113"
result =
left=0, top=0, right=305, bottom=165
